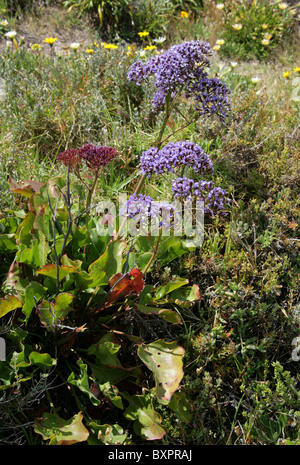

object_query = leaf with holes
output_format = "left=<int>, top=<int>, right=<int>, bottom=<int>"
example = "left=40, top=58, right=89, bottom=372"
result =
left=34, top=411, right=89, bottom=445
left=137, top=339, right=185, bottom=404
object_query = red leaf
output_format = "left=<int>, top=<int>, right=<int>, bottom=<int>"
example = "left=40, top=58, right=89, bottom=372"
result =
left=107, top=268, right=145, bottom=304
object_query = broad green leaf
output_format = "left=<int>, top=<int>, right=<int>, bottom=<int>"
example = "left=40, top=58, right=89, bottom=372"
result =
left=135, top=303, right=182, bottom=324
left=88, top=240, right=126, bottom=286
left=0, top=234, right=18, bottom=253
left=22, top=281, right=47, bottom=320
left=0, top=295, right=23, bottom=318
left=36, top=264, right=77, bottom=281
left=37, top=293, right=74, bottom=329
left=122, top=392, right=166, bottom=440
left=16, top=231, right=49, bottom=268
left=169, top=284, right=201, bottom=304
left=99, top=381, right=123, bottom=409
left=153, top=277, right=189, bottom=300
left=34, top=411, right=89, bottom=445
left=68, top=361, right=101, bottom=406
left=15, top=210, right=36, bottom=247
left=137, top=340, right=185, bottom=404
left=88, top=422, right=128, bottom=445
left=168, top=391, right=192, bottom=423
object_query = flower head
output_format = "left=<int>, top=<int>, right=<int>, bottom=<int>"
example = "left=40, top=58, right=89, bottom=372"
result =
left=43, top=37, right=57, bottom=46
left=57, top=148, right=81, bottom=171
left=127, top=40, right=231, bottom=117
left=251, top=77, right=260, bottom=84
left=262, top=24, right=268, bottom=29
left=120, top=193, right=179, bottom=232
left=144, top=45, right=157, bottom=51
left=104, top=43, right=118, bottom=49
left=180, top=11, right=189, bottom=18
left=232, top=23, right=242, bottom=30
left=213, top=44, right=221, bottom=51
left=262, top=38, right=269, bottom=45
left=140, top=140, right=213, bottom=178
left=70, top=42, right=81, bottom=51
left=216, top=39, right=225, bottom=45
left=138, top=31, right=149, bottom=37
left=216, top=3, right=225, bottom=10
left=283, top=71, right=290, bottom=78
left=294, top=67, right=300, bottom=73
left=171, top=176, right=229, bottom=215
left=31, top=43, right=42, bottom=51
left=86, top=48, right=95, bottom=54
left=1, top=19, right=8, bottom=27
left=278, top=2, right=288, bottom=9
left=5, top=30, right=17, bottom=39
left=77, top=144, right=118, bottom=170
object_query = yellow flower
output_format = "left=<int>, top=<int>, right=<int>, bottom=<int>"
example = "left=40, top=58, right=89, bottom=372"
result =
left=31, top=43, right=42, bottom=51
left=216, top=3, right=225, bottom=10
left=104, top=43, right=118, bottom=49
left=294, top=67, right=300, bottom=73
left=43, top=37, right=57, bottom=46
left=94, top=42, right=99, bottom=47
left=1, top=19, right=8, bottom=27
left=262, top=24, right=268, bottom=29
left=262, top=39, right=269, bottom=45
left=213, top=45, right=221, bottom=51
left=216, top=39, right=225, bottom=45
left=86, top=48, right=95, bottom=54
left=180, top=11, right=189, bottom=18
left=278, top=2, right=288, bottom=10
left=264, top=33, right=272, bottom=40
left=232, top=23, right=242, bottom=30
left=283, top=71, right=290, bottom=78
left=144, top=45, right=157, bottom=51
left=138, top=31, right=149, bottom=37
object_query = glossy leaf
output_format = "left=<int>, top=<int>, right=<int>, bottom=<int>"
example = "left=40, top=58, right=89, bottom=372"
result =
left=34, top=411, right=89, bottom=445
left=68, top=361, right=101, bottom=406
left=137, top=339, right=185, bottom=404
left=122, top=392, right=166, bottom=440
left=22, top=281, right=48, bottom=320
left=36, top=264, right=77, bottom=281
left=0, top=295, right=23, bottom=318
left=88, top=240, right=127, bottom=286
left=107, top=268, right=145, bottom=304
left=135, top=303, right=182, bottom=324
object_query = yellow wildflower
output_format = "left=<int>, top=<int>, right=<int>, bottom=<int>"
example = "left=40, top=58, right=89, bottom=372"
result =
left=262, top=24, right=268, bottom=29
left=138, top=31, right=149, bottom=37
left=232, top=23, right=242, bottom=31
left=43, top=37, right=57, bottom=46
left=283, top=71, right=290, bottom=78
left=264, top=33, right=272, bottom=40
left=31, top=43, right=42, bottom=51
left=104, top=43, right=118, bottom=49
left=86, top=48, right=95, bottom=54
left=294, top=67, right=300, bottom=73
left=262, top=39, right=269, bottom=45
left=94, top=42, right=99, bottom=47
left=144, top=45, right=157, bottom=51
left=180, top=11, right=189, bottom=18
left=216, top=39, right=225, bottom=45
left=213, top=45, right=221, bottom=51
left=278, top=2, right=288, bottom=10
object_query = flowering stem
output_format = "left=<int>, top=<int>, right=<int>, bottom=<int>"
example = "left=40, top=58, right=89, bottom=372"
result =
left=85, top=170, right=99, bottom=227
left=142, top=230, right=163, bottom=274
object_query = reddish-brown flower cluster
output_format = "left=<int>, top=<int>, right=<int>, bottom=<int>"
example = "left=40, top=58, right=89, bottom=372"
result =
left=57, top=148, right=82, bottom=171
left=77, top=144, right=118, bottom=170
left=57, top=144, right=118, bottom=171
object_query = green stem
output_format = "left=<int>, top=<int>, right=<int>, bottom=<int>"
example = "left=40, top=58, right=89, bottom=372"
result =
left=142, top=230, right=163, bottom=274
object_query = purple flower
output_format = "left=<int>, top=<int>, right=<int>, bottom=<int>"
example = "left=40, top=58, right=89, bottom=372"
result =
left=77, top=144, right=118, bottom=170
left=171, top=176, right=229, bottom=215
left=140, top=140, right=213, bottom=178
left=127, top=40, right=231, bottom=117
left=120, top=193, right=179, bottom=232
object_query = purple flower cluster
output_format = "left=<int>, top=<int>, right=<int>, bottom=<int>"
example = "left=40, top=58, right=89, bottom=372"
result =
left=127, top=40, right=231, bottom=117
left=120, top=193, right=179, bottom=231
left=140, top=140, right=213, bottom=178
left=171, top=176, right=229, bottom=215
